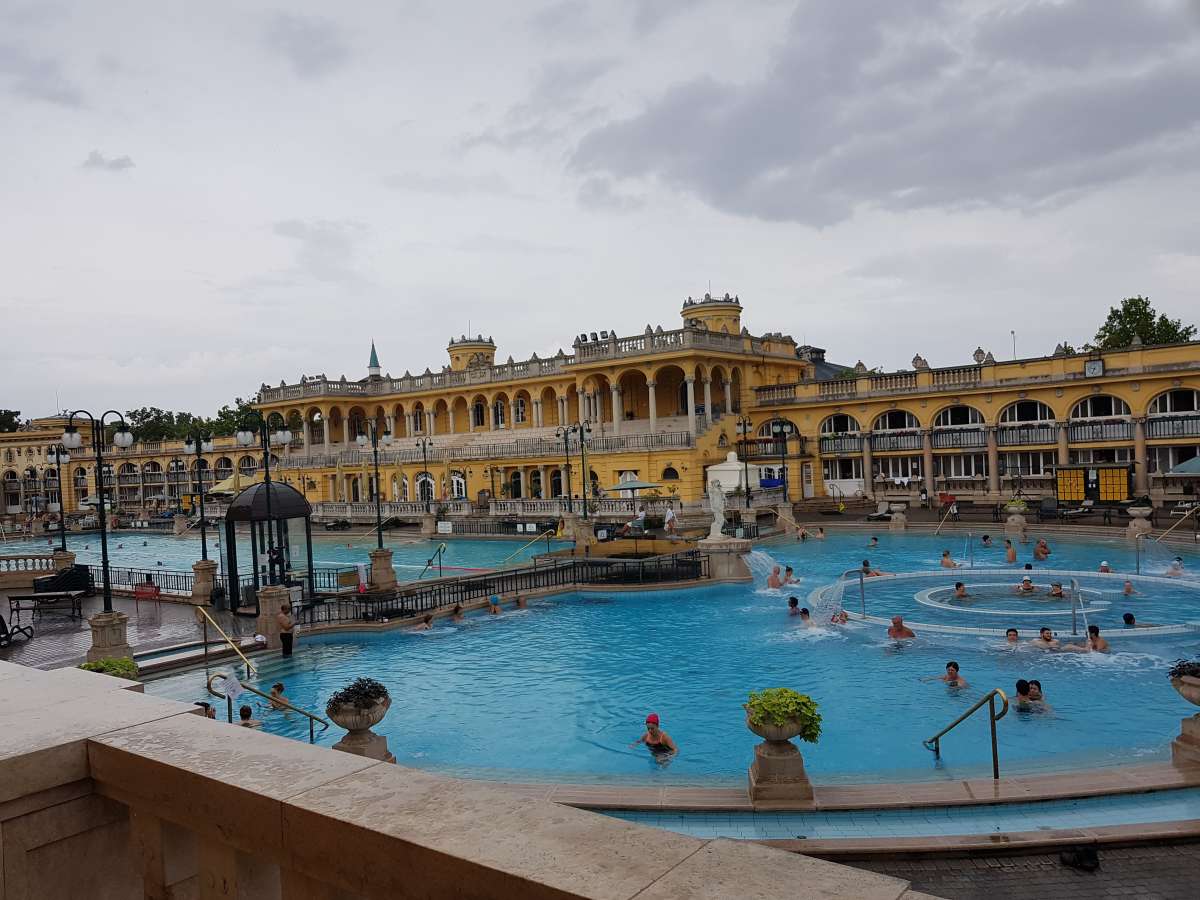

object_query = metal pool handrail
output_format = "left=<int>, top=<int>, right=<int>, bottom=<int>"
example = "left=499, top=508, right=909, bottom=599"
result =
left=1156, top=504, right=1199, bottom=543
left=501, top=529, right=557, bottom=565
left=206, top=672, right=330, bottom=743
left=835, top=567, right=867, bottom=616
left=923, top=688, right=1009, bottom=780
left=197, top=605, right=256, bottom=678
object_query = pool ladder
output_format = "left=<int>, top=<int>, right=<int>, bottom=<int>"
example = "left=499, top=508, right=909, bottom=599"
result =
left=206, top=672, right=331, bottom=744
left=923, top=688, right=1010, bottom=780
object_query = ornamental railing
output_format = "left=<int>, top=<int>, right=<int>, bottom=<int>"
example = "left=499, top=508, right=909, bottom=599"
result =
left=1146, top=414, right=1200, bottom=439
left=1067, top=420, right=1134, bottom=442
left=932, top=428, right=987, bottom=449
left=996, top=425, right=1057, bottom=446
left=870, top=431, right=923, bottom=452
left=819, top=435, right=862, bottom=454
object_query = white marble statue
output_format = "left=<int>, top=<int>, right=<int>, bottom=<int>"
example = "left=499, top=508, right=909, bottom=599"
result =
left=707, top=479, right=727, bottom=540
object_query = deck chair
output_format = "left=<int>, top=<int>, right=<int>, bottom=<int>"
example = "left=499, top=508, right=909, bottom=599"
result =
left=1035, top=497, right=1059, bottom=522
left=1059, top=499, right=1094, bottom=519
left=0, top=614, right=33, bottom=647
left=865, top=501, right=892, bottom=521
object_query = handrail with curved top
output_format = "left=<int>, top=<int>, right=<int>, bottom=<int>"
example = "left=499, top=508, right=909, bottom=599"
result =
left=207, top=672, right=330, bottom=743
left=197, top=605, right=256, bottom=678
left=923, top=688, right=1009, bottom=780
left=502, top=529, right=557, bottom=565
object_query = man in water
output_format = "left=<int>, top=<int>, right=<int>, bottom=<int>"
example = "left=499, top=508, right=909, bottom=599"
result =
left=887, top=615, right=915, bottom=639
left=1030, top=626, right=1059, bottom=650
left=1098, top=560, right=1112, bottom=573
left=767, top=566, right=783, bottom=589
left=1005, top=539, right=1017, bottom=564
left=1166, top=557, right=1186, bottom=578
left=1034, top=539, right=1051, bottom=561
left=982, top=535, right=993, bottom=547
left=1123, top=580, right=1139, bottom=596
left=953, top=582, right=970, bottom=600
left=1005, top=627, right=1019, bottom=643
left=939, top=661, right=968, bottom=688
left=787, top=596, right=801, bottom=616
left=268, top=682, right=290, bottom=710
left=1015, top=679, right=1034, bottom=708
left=813, top=527, right=826, bottom=540
left=1063, top=624, right=1110, bottom=653
left=631, top=713, right=677, bottom=760
left=867, top=536, right=879, bottom=548
left=799, top=607, right=815, bottom=627
left=1015, top=575, right=1037, bottom=594
left=783, top=566, right=797, bottom=585
left=1047, top=582, right=1066, bottom=599
left=861, top=559, right=886, bottom=577
left=1123, top=612, right=1158, bottom=628
left=940, top=550, right=959, bottom=569
left=1028, top=680, right=1051, bottom=709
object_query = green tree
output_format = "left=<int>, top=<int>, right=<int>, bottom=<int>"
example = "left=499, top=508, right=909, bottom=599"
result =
left=207, top=397, right=255, bottom=436
left=1090, top=296, right=1197, bottom=350
left=0, top=409, right=21, bottom=432
left=124, top=407, right=180, bottom=442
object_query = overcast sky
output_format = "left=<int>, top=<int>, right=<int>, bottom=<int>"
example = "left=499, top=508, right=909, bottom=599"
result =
left=4, top=0, right=1199, bottom=418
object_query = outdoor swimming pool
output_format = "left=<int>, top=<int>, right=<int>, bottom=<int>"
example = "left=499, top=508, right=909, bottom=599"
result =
left=145, top=530, right=1200, bottom=786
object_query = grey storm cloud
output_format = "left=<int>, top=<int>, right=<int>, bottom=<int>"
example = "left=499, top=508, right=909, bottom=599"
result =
left=263, top=13, right=351, bottom=78
left=81, top=150, right=134, bottom=171
left=0, top=42, right=83, bottom=107
left=570, top=0, right=1200, bottom=226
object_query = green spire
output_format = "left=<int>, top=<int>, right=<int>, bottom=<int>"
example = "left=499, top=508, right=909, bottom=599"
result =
left=368, top=341, right=380, bottom=370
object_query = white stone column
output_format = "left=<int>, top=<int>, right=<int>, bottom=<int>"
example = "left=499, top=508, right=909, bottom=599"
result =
left=386, top=414, right=395, bottom=436
left=922, top=429, right=936, bottom=498
left=685, top=377, right=697, bottom=436
left=1134, top=417, right=1149, bottom=494
left=1056, top=421, right=1069, bottom=466
left=611, top=386, right=623, bottom=435
left=724, top=379, right=733, bottom=415
left=647, top=381, right=658, bottom=432
left=559, top=464, right=568, bottom=497
left=426, top=410, right=435, bottom=435
left=489, top=402, right=496, bottom=430
left=559, top=396, right=568, bottom=424
left=508, top=400, right=516, bottom=430
left=301, top=419, right=311, bottom=448
left=703, top=378, right=713, bottom=427
left=322, top=417, right=330, bottom=447
left=986, top=426, right=1000, bottom=496
left=447, top=407, right=456, bottom=433
left=538, top=465, right=547, bottom=498
left=342, top=418, right=351, bottom=444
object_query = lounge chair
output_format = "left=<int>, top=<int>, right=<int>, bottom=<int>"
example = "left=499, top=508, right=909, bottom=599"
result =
left=1035, top=497, right=1060, bottom=522
left=865, top=501, right=892, bottom=521
left=1059, top=499, right=1095, bottom=520
left=0, top=614, right=33, bottom=647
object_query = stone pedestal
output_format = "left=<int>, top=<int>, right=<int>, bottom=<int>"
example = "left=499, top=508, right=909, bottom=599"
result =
left=254, top=584, right=292, bottom=650
left=1004, top=512, right=1027, bottom=539
left=887, top=511, right=907, bottom=532
left=1171, top=714, right=1200, bottom=767
left=86, top=611, right=131, bottom=663
left=1126, top=507, right=1154, bottom=540
left=419, top=514, right=437, bottom=538
left=51, top=549, right=76, bottom=572
left=191, top=559, right=218, bottom=606
left=696, top=536, right=752, bottom=581
left=560, top=512, right=594, bottom=549
left=773, top=506, right=797, bottom=535
left=172, top=514, right=189, bottom=536
left=330, top=699, right=396, bottom=763
left=748, top=739, right=814, bottom=804
left=369, top=548, right=397, bottom=591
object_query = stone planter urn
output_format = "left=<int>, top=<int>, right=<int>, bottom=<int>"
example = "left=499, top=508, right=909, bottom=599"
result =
left=745, top=709, right=814, bottom=804
left=1126, top=506, right=1154, bottom=539
left=328, top=688, right=395, bottom=762
left=1170, top=673, right=1200, bottom=767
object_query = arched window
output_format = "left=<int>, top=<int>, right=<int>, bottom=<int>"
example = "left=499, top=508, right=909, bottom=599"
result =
left=237, top=455, right=258, bottom=476
left=492, top=400, right=506, bottom=428
left=508, top=470, right=523, bottom=498
left=661, top=467, right=679, bottom=481
left=934, top=405, right=984, bottom=427
left=472, top=402, right=486, bottom=428
left=415, top=472, right=434, bottom=503
left=819, top=414, right=860, bottom=434
left=999, top=400, right=1055, bottom=423
left=449, top=470, right=466, bottom=499
left=118, top=462, right=137, bottom=476
left=757, top=418, right=798, bottom=438
left=514, top=397, right=527, bottom=424
left=399, top=476, right=409, bottom=502
left=873, top=410, right=920, bottom=431
left=214, top=457, right=233, bottom=480
left=1070, top=396, right=1130, bottom=419
left=1148, top=389, right=1199, bottom=415
left=550, top=468, right=563, bottom=497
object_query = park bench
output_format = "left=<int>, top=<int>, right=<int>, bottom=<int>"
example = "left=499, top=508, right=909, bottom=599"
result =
left=8, top=591, right=84, bottom=623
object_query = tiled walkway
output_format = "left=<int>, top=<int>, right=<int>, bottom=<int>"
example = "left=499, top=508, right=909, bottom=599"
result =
left=0, top=590, right=254, bottom=669
left=853, top=843, right=1200, bottom=900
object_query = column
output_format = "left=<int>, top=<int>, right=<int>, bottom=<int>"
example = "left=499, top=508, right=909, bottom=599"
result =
left=322, top=417, right=330, bottom=448
left=1056, top=421, right=1069, bottom=466
left=724, top=379, right=733, bottom=415
left=560, top=395, right=568, bottom=424
left=685, top=377, right=697, bottom=436
left=1133, top=417, right=1149, bottom=494
left=386, top=414, right=395, bottom=436
left=861, top=431, right=874, bottom=498
left=301, top=419, right=311, bottom=448
left=559, top=464, right=568, bottom=497
left=611, top=386, right=622, bottom=435
left=508, top=400, right=516, bottom=430
left=342, top=418, right=350, bottom=444
left=922, top=429, right=935, bottom=498
left=986, top=426, right=1000, bottom=496
left=647, top=381, right=658, bottom=433
left=426, top=410, right=435, bottom=435
left=447, top=407, right=455, bottom=433
left=538, top=465, right=547, bottom=499
left=702, top=378, right=713, bottom=427
left=531, top=399, right=540, bottom=428
left=489, top=402, right=496, bottom=430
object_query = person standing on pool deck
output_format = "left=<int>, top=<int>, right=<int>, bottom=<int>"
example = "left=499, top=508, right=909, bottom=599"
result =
left=631, top=713, right=677, bottom=759
left=1005, top=539, right=1017, bottom=564
left=887, top=615, right=915, bottom=639
left=276, top=602, right=295, bottom=657
left=663, top=505, right=678, bottom=536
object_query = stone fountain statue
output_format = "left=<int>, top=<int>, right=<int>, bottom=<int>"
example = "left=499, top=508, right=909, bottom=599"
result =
left=708, top=480, right=727, bottom=540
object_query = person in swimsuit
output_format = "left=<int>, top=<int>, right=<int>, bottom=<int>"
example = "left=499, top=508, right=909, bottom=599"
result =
left=938, top=661, right=968, bottom=688
left=632, top=713, right=676, bottom=759
left=1047, top=582, right=1066, bottom=599
left=798, top=607, right=815, bottom=627
left=1005, top=627, right=1019, bottom=644
left=981, top=535, right=993, bottom=547
left=940, top=550, right=960, bottom=569
left=887, top=615, right=915, bottom=639
left=953, top=582, right=970, bottom=600
left=787, top=596, right=801, bottom=616
left=767, top=566, right=783, bottom=589
left=1033, top=539, right=1051, bottom=561
left=1123, top=581, right=1138, bottom=596
left=1098, top=560, right=1112, bottom=573
left=867, top=536, right=879, bottom=548
left=1030, top=627, right=1059, bottom=650
left=1005, top=540, right=1017, bottom=564
left=1015, top=575, right=1036, bottom=593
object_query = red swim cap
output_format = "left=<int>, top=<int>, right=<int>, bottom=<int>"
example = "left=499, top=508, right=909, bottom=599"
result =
left=645, top=713, right=659, bottom=725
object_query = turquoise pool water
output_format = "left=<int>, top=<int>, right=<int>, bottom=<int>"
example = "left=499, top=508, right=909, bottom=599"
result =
left=0, top=531, right=567, bottom=576
left=607, top=787, right=1200, bottom=839
left=145, top=530, right=1200, bottom=786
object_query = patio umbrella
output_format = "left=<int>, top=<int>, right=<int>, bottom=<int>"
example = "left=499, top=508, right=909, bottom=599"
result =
left=604, top=479, right=661, bottom=497
left=1166, top=456, right=1200, bottom=476
left=209, top=470, right=264, bottom=496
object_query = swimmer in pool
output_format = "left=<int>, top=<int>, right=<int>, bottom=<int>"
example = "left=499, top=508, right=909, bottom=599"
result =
left=1166, top=557, right=1186, bottom=578
left=1028, top=680, right=1052, bottom=711
left=938, top=661, right=968, bottom=688
left=867, top=536, right=879, bottom=548
left=1005, top=539, right=1017, bottom=564
left=1015, top=679, right=1034, bottom=709
left=1123, top=580, right=1138, bottom=596
left=1015, top=575, right=1037, bottom=594
left=1123, top=612, right=1158, bottom=628
left=783, top=566, right=797, bottom=585
left=1098, top=560, right=1112, bottom=573
left=631, top=713, right=677, bottom=760
left=940, top=550, right=959, bottom=569
left=1005, top=627, right=1020, bottom=644
left=1047, top=581, right=1066, bottom=599
left=1062, top=624, right=1109, bottom=653
left=799, top=607, right=815, bottom=627
left=451, top=603, right=464, bottom=622
left=861, top=559, right=888, bottom=577
left=830, top=610, right=849, bottom=625
left=982, top=535, right=993, bottom=547
left=813, top=527, right=826, bottom=540
left=767, top=566, right=783, bottom=589
left=1030, top=627, right=1059, bottom=650
left=787, top=596, right=801, bottom=616
left=419, top=614, right=433, bottom=631
left=1033, top=539, right=1051, bottom=561
left=887, top=615, right=915, bottom=639
left=953, top=581, right=970, bottom=600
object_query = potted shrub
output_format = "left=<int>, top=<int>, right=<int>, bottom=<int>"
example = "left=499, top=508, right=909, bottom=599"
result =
left=326, top=677, right=391, bottom=737
left=79, top=657, right=140, bottom=681
left=1169, top=659, right=1200, bottom=707
left=744, top=688, right=822, bottom=744
left=1003, top=497, right=1028, bottom=514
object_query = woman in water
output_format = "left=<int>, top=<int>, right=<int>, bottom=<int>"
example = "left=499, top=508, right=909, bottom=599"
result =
left=1005, top=539, right=1017, bottom=564
left=632, top=713, right=677, bottom=760
left=1033, top=539, right=1051, bottom=561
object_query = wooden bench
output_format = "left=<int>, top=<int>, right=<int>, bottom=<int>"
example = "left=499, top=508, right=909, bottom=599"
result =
left=8, top=591, right=84, bottom=623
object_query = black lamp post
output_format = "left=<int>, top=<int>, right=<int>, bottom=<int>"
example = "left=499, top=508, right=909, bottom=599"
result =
left=554, top=427, right=574, bottom=514
left=62, top=411, right=134, bottom=613
left=183, top=429, right=214, bottom=560
left=236, top=410, right=291, bottom=584
left=736, top=416, right=753, bottom=509
left=46, top=443, right=70, bottom=552
left=771, top=418, right=795, bottom=503
left=415, top=437, right=433, bottom=513
left=555, top=421, right=593, bottom=518
left=358, top=421, right=393, bottom=548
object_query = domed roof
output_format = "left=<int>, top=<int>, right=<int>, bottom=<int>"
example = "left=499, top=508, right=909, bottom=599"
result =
left=225, top=481, right=311, bottom=522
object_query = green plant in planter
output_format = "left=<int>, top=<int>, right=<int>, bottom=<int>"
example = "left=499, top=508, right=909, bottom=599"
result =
left=326, top=677, right=390, bottom=716
left=746, top=688, right=822, bottom=743
left=79, top=657, right=139, bottom=680
left=1168, top=659, right=1200, bottom=680
left=1005, top=497, right=1028, bottom=512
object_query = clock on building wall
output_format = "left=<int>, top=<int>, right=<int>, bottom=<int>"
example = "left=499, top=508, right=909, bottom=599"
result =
left=1084, top=359, right=1105, bottom=378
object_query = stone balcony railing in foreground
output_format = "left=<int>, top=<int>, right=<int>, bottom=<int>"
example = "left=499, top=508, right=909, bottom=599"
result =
left=0, top=660, right=928, bottom=899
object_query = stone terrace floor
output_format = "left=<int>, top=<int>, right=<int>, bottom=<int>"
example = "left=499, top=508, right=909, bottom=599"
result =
left=1, top=590, right=254, bottom=669
left=853, top=842, right=1200, bottom=899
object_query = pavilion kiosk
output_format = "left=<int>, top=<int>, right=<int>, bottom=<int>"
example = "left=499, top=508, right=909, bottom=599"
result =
left=223, top=481, right=315, bottom=616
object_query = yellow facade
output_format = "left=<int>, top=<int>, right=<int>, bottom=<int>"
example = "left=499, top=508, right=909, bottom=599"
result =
left=4, top=295, right=1199, bottom=523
